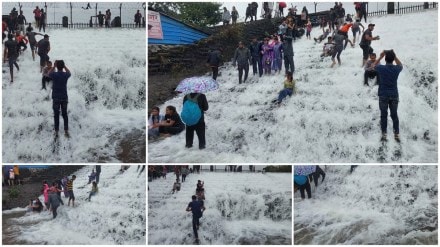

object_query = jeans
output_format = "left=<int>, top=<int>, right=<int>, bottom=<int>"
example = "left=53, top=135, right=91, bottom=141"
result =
left=39, top=22, right=46, bottom=32
left=332, top=46, right=343, bottom=64
left=211, top=66, right=218, bottom=80
left=159, top=125, right=184, bottom=135
left=148, top=128, right=160, bottom=138
left=278, top=88, right=293, bottom=103
left=96, top=172, right=100, bottom=184
left=192, top=215, right=200, bottom=238
left=42, top=76, right=52, bottom=89
left=364, top=70, right=379, bottom=85
left=52, top=205, right=59, bottom=218
left=299, top=180, right=311, bottom=199
left=88, top=191, right=96, bottom=201
left=360, top=44, right=373, bottom=60
left=284, top=55, right=294, bottom=73
left=8, top=55, right=19, bottom=74
left=53, top=99, right=68, bottom=131
left=251, top=57, right=263, bottom=77
left=238, top=64, right=249, bottom=84
left=379, top=96, right=399, bottom=134
left=186, top=121, right=206, bottom=149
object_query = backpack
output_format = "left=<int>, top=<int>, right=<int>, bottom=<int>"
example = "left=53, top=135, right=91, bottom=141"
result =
left=180, top=94, right=201, bottom=126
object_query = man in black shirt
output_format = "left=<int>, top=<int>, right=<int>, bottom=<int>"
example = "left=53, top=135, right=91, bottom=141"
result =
left=37, top=34, right=50, bottom=72
left=3, top=34, right=19, bottom=83
left=96, top=11, right=105, bottom=27
left=17, top=11, right=27, bottom=34
left=359, top=23, right=380, bottom=66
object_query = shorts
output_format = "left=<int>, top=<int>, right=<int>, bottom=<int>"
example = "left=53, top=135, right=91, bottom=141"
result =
left=38, top=53, right=49, bottom=67
left=30, top=42, right=36, bottom=51
left=8, top=55, right=17, bottom=68
left=68, top=190, right=75, bottom=199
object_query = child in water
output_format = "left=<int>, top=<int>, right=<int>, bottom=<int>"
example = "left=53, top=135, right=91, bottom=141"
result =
left=277, top=71, right=296, bottom=105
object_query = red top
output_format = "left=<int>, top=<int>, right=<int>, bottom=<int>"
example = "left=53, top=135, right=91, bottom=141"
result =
left=33, top=8, right=41, bottom=17
left=16, top=35, right=29, bottom=44
left=340, top=23, right=353, bottom=33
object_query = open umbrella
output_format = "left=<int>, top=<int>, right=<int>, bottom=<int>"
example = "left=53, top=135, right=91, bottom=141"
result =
left=279, top=2, right=287, bottom=8
left=175, top=76, right=219, bottom=94
left=294, top=165, right=316, bottom=176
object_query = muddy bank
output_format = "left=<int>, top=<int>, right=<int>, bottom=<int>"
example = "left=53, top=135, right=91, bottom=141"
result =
left=116, top=128, right=146, bottom=163
left=2, top=166, right=84, bottom=210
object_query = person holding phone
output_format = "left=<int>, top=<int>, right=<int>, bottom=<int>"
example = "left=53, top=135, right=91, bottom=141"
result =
left=373, top=50, right=403, bottom=142
left=48, top=60, right=71, bottom=138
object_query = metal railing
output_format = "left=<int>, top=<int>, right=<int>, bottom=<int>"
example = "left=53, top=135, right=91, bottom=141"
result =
left=46, top=23, right=145, bottom=29
left=369, top=2, right=437, bottom=17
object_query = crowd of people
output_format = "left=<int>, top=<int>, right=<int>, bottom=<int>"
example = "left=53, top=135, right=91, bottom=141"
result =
left=25, top=175, right=76, bottom=219
left=2, top=165, right=22, bottom=186
left=149, top=165, right=206, bottom=243
left=150, top=1, right=404, bottom=145
left=148, top=96, right=208, bottom=150
left=5, top=165, right=102, bottom=219
left=3, top=6, right=73, bottom=138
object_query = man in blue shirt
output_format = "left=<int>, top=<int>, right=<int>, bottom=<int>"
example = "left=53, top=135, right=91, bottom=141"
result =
left=373, top=50, right=403, bottom=142
left=186, top=195, right=205, bottom=243
left=48, top=60, right=71, bottom=138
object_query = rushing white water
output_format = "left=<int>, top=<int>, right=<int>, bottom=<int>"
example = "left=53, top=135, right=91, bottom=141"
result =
left=148, top=170, right=292, bottom=245
left=2, top=165, right=146, bottom=245
left=2, top=28, right=146, bottom=162
left=294, top=165, right=438, bottom=245
left=148, top=10, right=438, bottom=163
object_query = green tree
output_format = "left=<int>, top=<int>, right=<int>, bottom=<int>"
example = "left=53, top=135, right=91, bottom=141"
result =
left=149, top=2, right=222, bottom=28
left=148, top=2, right=183, bottom=18
left=179, top=2, right=222, bottom=27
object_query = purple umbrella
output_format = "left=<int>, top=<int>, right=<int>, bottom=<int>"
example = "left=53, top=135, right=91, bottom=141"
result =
left=294, top=165, right=316, bottom=176
left=175, top=76, right=219, bottom=94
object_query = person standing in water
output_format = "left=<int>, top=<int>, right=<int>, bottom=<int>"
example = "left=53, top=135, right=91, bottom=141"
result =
left=186, top=195, right=205, bottom=243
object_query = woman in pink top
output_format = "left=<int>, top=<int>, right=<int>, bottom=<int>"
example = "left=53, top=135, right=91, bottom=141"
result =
left=42, top=181, right=50, bottom=210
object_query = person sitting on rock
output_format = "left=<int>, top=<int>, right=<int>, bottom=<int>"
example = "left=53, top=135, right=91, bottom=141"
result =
left=155, top=105, right=185, bottom=137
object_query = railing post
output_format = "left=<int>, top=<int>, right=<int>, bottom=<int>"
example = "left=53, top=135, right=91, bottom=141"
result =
left=387, top=2, right=395, bottom=14
left=70, top=2, right=72, bottom=27
left=95, top=3, right=98, bottom=27
left=119, top=3, right=122, bottom=26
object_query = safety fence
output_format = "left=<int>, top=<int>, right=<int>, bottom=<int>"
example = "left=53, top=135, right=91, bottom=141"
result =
left=368, top=2, right=438, bottom=17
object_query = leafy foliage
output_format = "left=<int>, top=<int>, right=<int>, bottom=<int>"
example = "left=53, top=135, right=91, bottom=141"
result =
left=8, top=187, right=20, bottom=199
left=149, top=2, right=222, bottom=27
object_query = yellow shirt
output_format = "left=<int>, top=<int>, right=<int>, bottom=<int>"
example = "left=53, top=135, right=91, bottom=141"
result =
left=13, top=166, right=19, bottom=175
left=284, top=79, right=296, bottom=93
